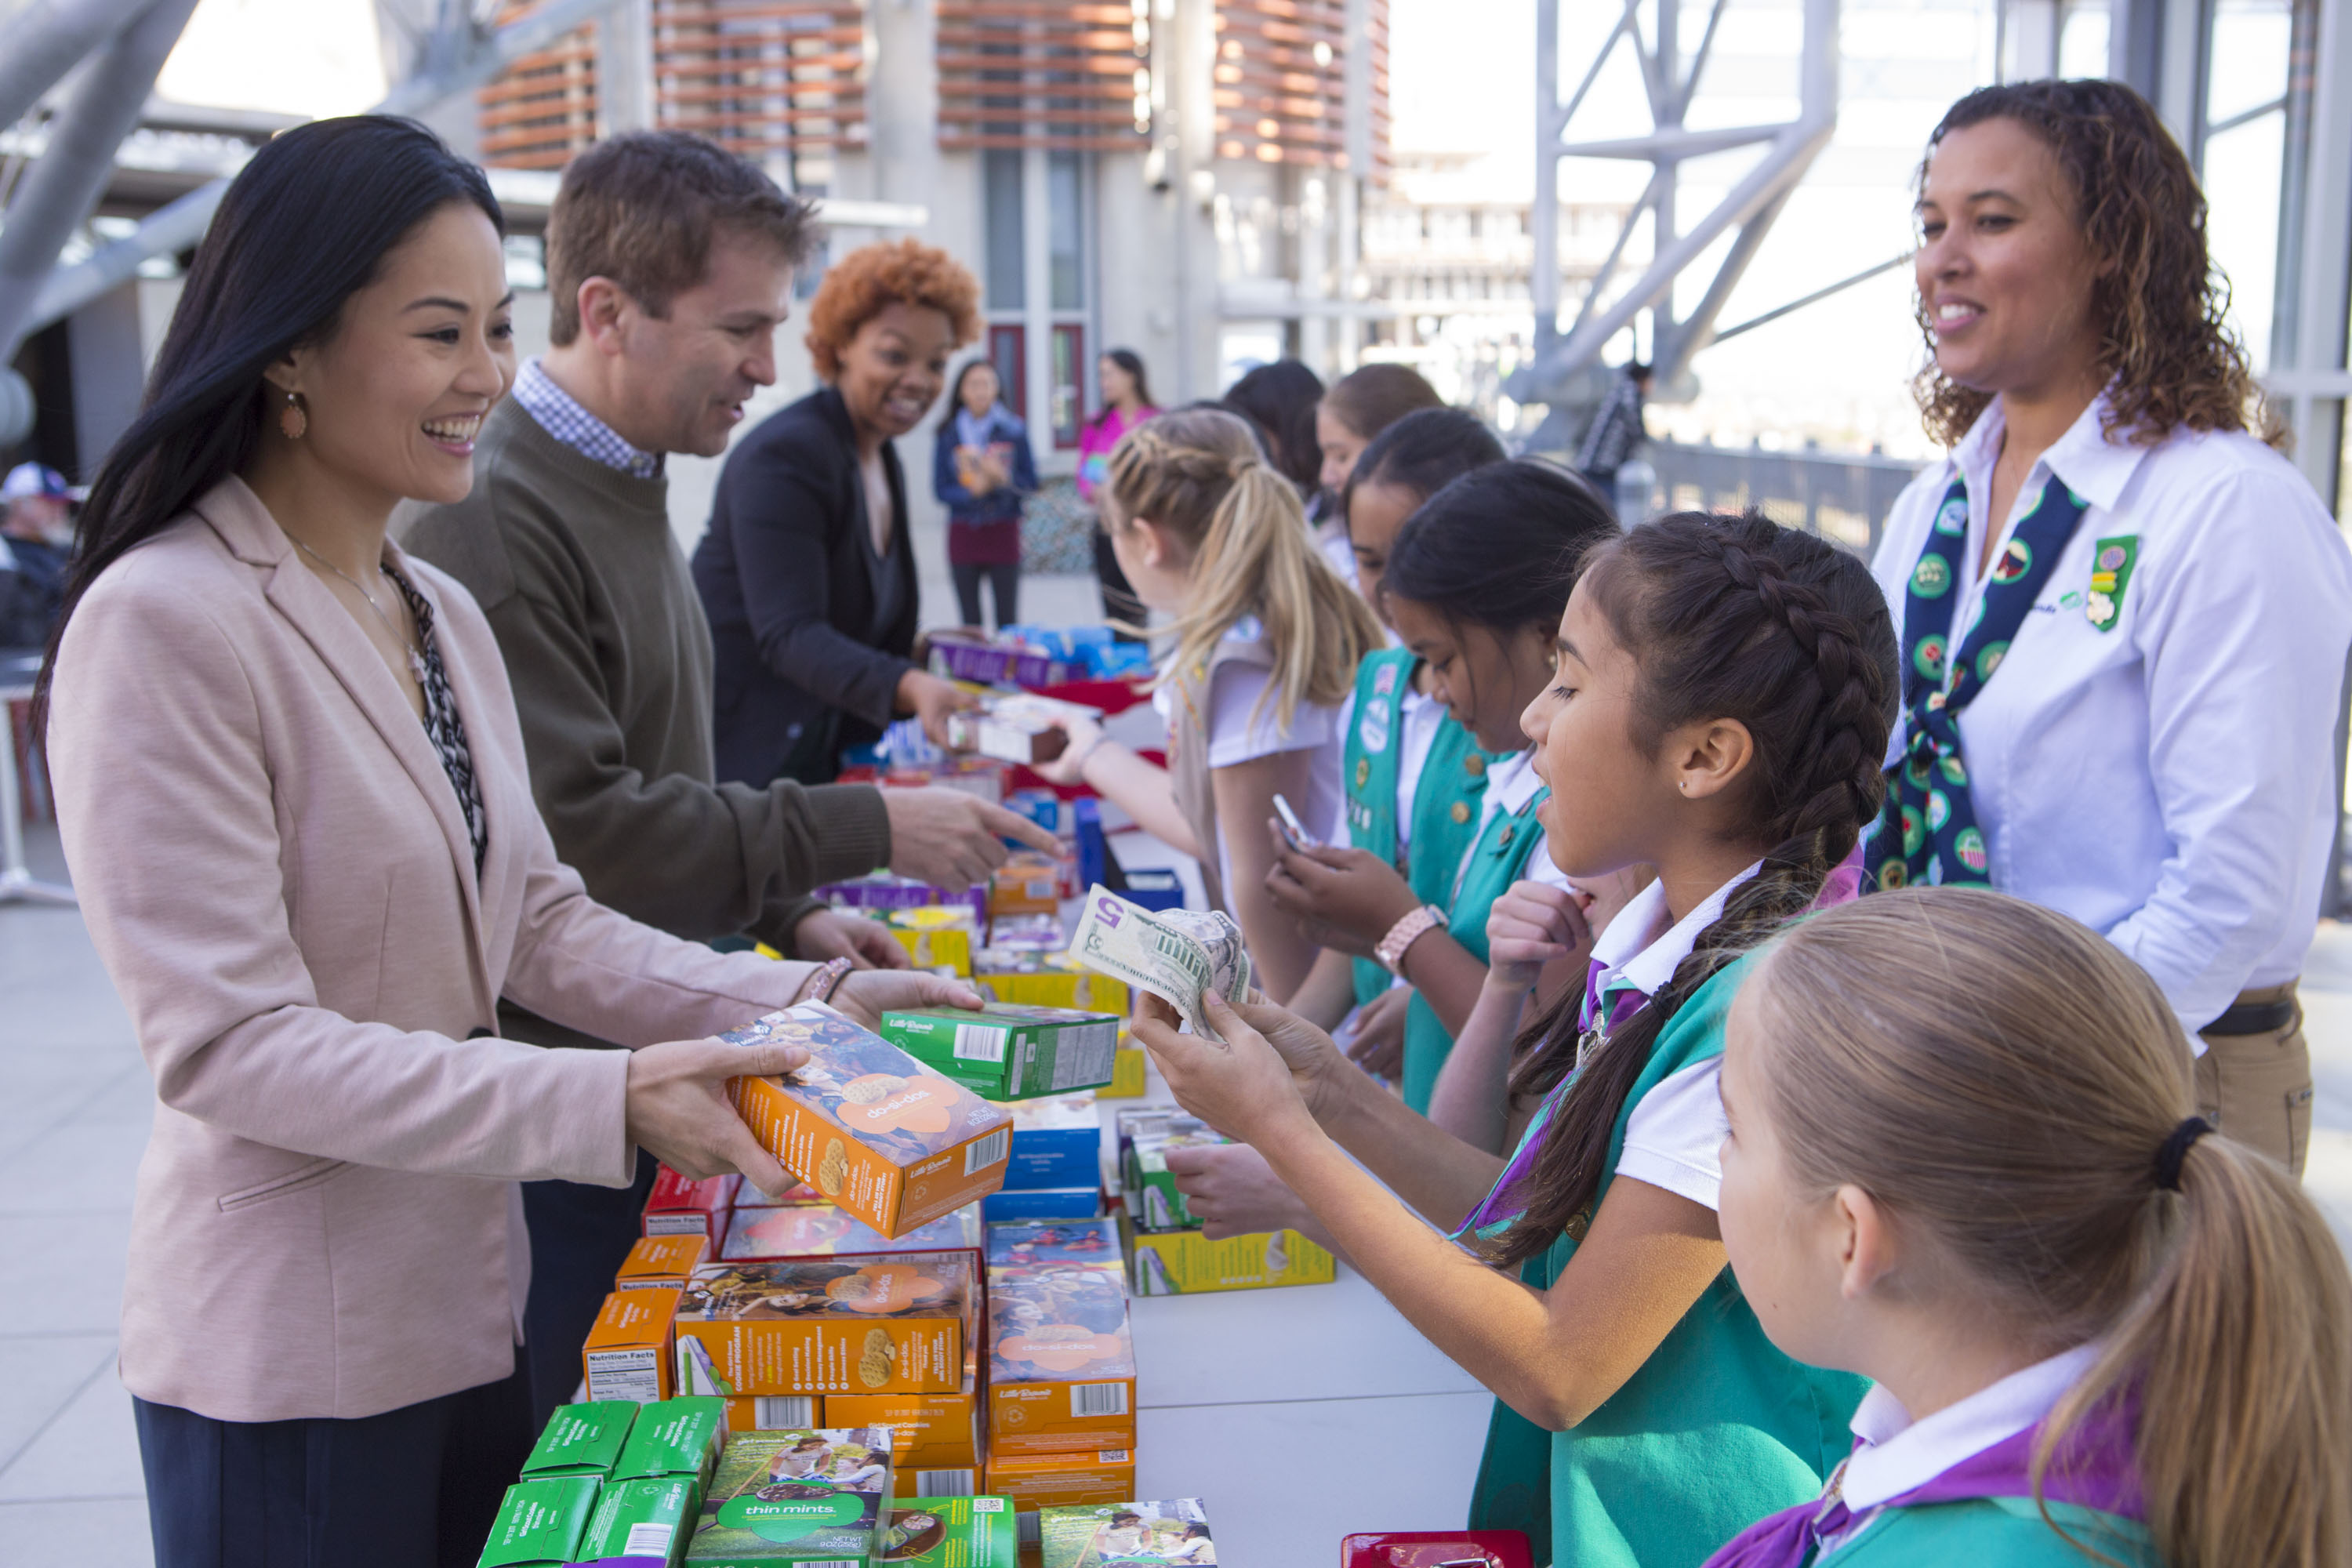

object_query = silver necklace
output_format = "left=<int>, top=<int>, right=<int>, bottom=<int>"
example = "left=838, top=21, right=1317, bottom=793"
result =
left=291, top=534, right=427, bottom=681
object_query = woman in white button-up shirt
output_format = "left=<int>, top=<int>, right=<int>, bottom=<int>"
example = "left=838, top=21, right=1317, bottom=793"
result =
left=1868, top=79, right=2352, bottom=1174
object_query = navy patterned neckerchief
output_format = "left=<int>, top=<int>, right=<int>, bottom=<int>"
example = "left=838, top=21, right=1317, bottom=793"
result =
left=1865, top=470, right=2090, bottom=890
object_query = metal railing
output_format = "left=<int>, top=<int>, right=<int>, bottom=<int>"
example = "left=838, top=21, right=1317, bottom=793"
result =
left=1632, top=440, right=1925, bottom=557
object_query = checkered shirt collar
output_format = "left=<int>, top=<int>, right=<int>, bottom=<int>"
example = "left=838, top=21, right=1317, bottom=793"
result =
left=511, top=358, right=664, bottom=480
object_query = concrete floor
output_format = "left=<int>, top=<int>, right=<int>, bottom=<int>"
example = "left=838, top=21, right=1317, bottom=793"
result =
left=6, top=779, right=2352, bottom=1563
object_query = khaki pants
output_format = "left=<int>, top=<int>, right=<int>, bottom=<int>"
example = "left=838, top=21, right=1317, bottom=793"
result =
left=2194, top=981, right=2314, bottom=1175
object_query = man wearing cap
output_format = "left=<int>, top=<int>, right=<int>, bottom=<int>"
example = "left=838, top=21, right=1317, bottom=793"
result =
left=0, top=463, right=73, bottom=648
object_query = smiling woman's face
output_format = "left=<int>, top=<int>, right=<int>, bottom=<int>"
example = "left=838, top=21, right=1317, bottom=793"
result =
left=837, top=299, right=956, bottom=441
left=1914, top=117, right=2105, bottom=401
left=268, top=200, right=514, bottom=508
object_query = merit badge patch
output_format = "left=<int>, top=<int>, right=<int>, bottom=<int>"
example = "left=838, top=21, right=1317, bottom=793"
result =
left=2085, top=535, right=2138, bottom=633
left=1358, top=696, right=1393, bottom=755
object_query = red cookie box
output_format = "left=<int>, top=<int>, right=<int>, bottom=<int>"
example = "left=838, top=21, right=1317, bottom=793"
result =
left=1341, top=1532, right=1535, bottom=1568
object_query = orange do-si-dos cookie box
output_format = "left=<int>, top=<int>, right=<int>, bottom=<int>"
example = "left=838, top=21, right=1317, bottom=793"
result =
left=615, top=1233, right=710, bottom=1291
left=985, top=1263, right=1136, bottom=1457
left=673, top=1256, right=973, bottom=1399
left=720, top=1202, right=982, bottom=1275
left=721, top=1004, right=1013, bottom=1239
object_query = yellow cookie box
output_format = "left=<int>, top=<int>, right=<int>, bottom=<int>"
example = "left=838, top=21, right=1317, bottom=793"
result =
left=976, top=964, right=1130, bottom=1016
left=1119, top=1215, right=1336, bottom=1295
left=1097, top=1045, right=1147, bottom=1100
left=885, top=907, right=978, bottom=976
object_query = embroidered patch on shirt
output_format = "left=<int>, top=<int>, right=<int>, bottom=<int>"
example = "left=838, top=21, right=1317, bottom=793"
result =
left=2085, top=535, right=2139, bottom=632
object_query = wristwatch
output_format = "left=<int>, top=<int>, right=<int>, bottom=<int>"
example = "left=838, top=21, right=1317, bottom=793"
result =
left=1375, top=904, right=1450, bottom=975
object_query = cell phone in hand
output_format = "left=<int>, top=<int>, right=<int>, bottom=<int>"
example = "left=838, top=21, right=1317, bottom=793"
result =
left=1272, top=793, right=1320, bottom=852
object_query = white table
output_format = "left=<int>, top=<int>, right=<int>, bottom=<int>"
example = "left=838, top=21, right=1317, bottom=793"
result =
left=1085, top=779, right=1494, bottom=1561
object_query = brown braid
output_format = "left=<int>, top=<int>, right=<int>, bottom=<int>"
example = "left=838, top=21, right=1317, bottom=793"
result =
left=1483, top=510, right=1898, bottom=1269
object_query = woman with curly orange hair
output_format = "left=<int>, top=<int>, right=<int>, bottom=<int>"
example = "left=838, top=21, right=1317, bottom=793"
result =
left=695, top=238, right=982, bottom=783
left=1864, top=79, right=2352, bottom=1174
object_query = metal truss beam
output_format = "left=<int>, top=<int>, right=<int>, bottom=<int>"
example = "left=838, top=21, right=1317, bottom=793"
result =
left=8, top=0, right=627, bottom=357
left=1511, top=0, right=1841, bottom=436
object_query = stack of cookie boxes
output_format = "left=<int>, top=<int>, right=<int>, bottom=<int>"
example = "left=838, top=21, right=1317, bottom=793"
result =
left=1117, top=1107, right=1338, bottom=1295
left=979, top=1220, right=1141, bottom=1519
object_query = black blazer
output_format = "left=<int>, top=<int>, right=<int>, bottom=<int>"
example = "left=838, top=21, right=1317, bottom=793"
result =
left=694, top=386, right=921, bottom=786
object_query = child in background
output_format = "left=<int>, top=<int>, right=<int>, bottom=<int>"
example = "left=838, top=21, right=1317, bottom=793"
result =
left=1310, top=364, right=1443, bottom=586
left=1079, top=348, right=1159, bottom=630
left=1705, top=887, right=2350, bottom=1568
left=932, top=358, right=1038, bottom=629
left=1287, top=408, right=1508, bottom=1078
left=1277, top=459, right=1615, bottom=1117
left=1135, top=510, right=1898, bottom=1568
left=1036, top=408, right=1382, bottom=1001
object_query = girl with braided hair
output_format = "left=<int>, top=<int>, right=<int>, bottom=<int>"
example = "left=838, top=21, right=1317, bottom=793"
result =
left=1134, top=510, right=1898, bottom=1567
left=1036, top=407, right=1383, bottom=1000
left=1706, top=888, right=2348, bottom=1567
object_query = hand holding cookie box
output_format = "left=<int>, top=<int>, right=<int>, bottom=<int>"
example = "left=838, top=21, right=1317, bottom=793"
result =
left=719, top=1004, right=1014, bottom=1239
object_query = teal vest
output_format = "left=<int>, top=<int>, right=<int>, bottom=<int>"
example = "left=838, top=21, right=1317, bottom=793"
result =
left=1465, top=956, right=1869, bottom=1568
left=1341, top=649, right=1495, bottom=1010
left=1820, top=1497, right=2157, bottom=1566
left=1397, top=779, right=1550, bottom=1112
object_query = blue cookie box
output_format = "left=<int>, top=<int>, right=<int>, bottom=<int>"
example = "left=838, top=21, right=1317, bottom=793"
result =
left=980, top=1185, right=1103, bottom=1223
left=1005, top=1125, right=1100, bottom=1189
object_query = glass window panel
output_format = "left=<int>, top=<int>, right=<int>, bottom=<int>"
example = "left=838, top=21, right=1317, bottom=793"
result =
left=1048, top=151, right=1085, bottom=310
left=2203, top=111, right=2285, bottom=371
left=1050, top=323, right=1084, bottom=448
left=2057, top=0, right=2109, bottom=78
left=2206, top=0, right=2292, bottom=127
left=984, top=150, right=1026, bottom=312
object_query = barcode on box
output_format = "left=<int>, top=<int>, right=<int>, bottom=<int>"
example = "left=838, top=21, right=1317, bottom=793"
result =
left=953, top=1022, right=1010, bottom=1063
left=973, top=1498, right=1007, bottom=1512
left=964, top=1127, right=1010, bottom=1174
left=1071, top=1381, right=1129, bottom=1417
left=622, top=1523, right=673, bottom=1556
left=1048, top=1021, right=1119, bottom=1091
left=802, top=1560, right=862, bottom=1567
left=1098, top=1449, right=1131, bottom=1461
left=752, top=1396, right=814, bottom=1427
left=916, top=1468, right=976, bottom=1497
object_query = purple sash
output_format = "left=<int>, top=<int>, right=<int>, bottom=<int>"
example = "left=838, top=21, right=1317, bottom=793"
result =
left=1454, top=847, right=1866, bottom=1243
left=1702, top=1398, right=2144, bottom=1567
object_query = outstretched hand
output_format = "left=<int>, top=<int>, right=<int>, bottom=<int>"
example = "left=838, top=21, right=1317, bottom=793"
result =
left=830, top=969, right=986, bottom=1029
left=1131, top=991, right=1344, bottom=1145
left=626, top=1036, right=803, bottom=1198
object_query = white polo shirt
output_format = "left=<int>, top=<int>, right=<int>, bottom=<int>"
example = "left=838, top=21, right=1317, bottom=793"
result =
left=1871, top=393, right=2352, bottom=1033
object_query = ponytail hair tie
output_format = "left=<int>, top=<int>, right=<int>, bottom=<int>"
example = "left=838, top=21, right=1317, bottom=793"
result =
left=1227, top=453, right=1261, bottom=481
left=2154, top=1115, right=2211, bottom=1191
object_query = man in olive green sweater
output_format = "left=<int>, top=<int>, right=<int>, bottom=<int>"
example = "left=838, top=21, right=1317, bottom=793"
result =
left=399, top=133, right=1051, bottom=1421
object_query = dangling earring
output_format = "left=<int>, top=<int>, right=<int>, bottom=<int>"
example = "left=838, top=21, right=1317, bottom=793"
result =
left=278, top=391, right=307, bottom=441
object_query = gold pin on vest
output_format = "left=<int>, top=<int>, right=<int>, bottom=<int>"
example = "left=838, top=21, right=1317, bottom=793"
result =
left=1450, top=800, right=1472, bottom=825
left=1464, top=753, right=1486, bottom=777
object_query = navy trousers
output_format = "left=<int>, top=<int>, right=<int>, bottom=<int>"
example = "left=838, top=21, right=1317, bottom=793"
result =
left=518, top=1145, right=659, bottom=1428
left=134, top=1359, right=532, bottom=1568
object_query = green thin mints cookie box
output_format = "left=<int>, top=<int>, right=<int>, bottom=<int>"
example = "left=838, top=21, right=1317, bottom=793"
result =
left=614, top=1397, right=729, bottom=1489
left=877, top=1495, right=1017, bottom=1566
left=575, top=1476, right=699, bottom=1568
left=684, top=1427, right=896, bottom=1566
left=521, top=1400, right=637, bottom=1479
left=879, top=1004, right=1120, bottom=1101
left=475, top=1475, right=599, bottom=1568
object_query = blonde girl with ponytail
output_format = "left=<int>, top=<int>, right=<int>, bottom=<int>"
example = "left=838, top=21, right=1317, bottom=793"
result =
left=1037, top=407, right=1381, bottom=999
left=1710, top=885, right=2350, bottom=1568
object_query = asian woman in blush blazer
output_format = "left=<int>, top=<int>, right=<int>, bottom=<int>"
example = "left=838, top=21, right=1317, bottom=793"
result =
left=34, top=118, right=974, bottom=1568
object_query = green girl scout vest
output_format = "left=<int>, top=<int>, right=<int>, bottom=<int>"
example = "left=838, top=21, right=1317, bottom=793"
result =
left=1464, top=956, right=1868, bottom=1568
left=1341, top=648, right=1497, bottom=1011
left=1397, top=777, right=1552, bottom=1113
left=1809, top=1498, right=2157, bottom=1567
